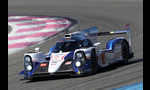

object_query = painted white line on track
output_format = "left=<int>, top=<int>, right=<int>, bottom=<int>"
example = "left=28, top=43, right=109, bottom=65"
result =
left=8, top=15, right=77, bottom=55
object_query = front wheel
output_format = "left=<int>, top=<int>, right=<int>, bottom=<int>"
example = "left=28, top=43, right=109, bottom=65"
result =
left=90, top=50, right=98, bottom=74
left=122, top=40, right=129, bottom=64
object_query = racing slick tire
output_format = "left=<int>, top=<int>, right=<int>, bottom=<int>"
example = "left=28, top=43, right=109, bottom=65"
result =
left=90, top=49, right=99, bottom=74
left=122, top=40, right=129, bottom=64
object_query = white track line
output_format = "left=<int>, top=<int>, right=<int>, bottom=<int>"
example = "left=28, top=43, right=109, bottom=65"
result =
left=8, top=15, right=75, bottom=55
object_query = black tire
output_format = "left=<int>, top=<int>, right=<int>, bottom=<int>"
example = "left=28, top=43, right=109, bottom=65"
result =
left=90, top=49, right=98, bottom=74
left=122, top=40, right=129, bottom=64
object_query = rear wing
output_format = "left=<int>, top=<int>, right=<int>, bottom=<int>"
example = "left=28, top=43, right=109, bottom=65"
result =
left=64, top=24, right=131, bottom=53
left=97, top=24, right=130, bottom=37
left=97, top=24, right=132, bottom=53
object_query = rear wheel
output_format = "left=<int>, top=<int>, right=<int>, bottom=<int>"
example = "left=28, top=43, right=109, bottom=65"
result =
left=122, top=40, right=129, bottom=64
left=90, top=50, right=98, bottom=74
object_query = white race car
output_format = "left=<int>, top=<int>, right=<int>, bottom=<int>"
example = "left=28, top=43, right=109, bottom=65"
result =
left=19, top=24, right=134, bottom=80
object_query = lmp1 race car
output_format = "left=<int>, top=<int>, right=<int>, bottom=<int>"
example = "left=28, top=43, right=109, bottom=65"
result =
left=19, top=24, right=134, bottom=80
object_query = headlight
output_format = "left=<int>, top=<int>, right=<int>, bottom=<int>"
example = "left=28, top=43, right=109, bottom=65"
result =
left=25, top=56, right=31, bottom=62
left=27, top=65, right=32, bottom=71
left=75, top=51, right=86, bottom=68
left=77, top=53, right=82, bottom=58
left=24, top=55, right=33, bottom=71
left=76, top=61, right=81, bottom=67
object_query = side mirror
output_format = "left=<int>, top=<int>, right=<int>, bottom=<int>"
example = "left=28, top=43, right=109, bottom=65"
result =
left=35, top=47, right=40, bottom=52
left=94, top=42, right=101, bottom=46
left=45, top=56, right=50, bottom=60
left=94, top=42, right=101, bottom=52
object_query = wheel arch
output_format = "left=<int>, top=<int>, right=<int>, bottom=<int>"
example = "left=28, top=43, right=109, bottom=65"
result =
left=106, top=37, right=128, bottom=50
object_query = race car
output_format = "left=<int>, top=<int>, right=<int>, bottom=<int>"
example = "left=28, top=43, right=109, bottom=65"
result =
left=19, top=24, right=134, bottom=80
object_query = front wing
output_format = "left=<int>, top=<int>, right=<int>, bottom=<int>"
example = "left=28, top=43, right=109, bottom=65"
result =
left=19, top=58, right=92, bottom=80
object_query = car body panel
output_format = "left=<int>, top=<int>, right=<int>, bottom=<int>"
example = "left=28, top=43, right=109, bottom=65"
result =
left=19, top=24, right=134, bottom=80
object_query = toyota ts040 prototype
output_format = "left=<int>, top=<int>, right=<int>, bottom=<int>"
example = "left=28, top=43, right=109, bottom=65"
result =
left=19, top=24, right=134, bottom=80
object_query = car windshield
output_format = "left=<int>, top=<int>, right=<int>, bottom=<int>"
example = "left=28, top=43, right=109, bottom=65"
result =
left=54, top=41, right=82, bottom=53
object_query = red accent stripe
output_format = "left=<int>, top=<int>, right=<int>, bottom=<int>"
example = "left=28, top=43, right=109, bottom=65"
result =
left=60, top=53, right=68, bottom=62
left=32, top=60, right=39, bottom=62
left=50, top=54, right=53, bottom=60
left=86, top=56, right=90, bottom=59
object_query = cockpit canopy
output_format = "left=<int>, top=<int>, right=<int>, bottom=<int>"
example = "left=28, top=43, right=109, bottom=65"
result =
left=53, top=36, right=92, bottom=53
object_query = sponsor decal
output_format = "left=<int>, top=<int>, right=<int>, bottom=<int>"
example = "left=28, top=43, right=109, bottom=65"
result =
left=65, top=61, right=72, bottom=65
left=54, top=55, right=59, bottom=59
left=59, top=53, right=68, bottom=62
left=49, top=53, right=69, bottom=67
left=40, top=63, right=47, bottom=67
left=110, top=31, right=114, bottom=34
left=52, top=60, right=58, bottom=63
left=50, top=53, right=68, bottom=62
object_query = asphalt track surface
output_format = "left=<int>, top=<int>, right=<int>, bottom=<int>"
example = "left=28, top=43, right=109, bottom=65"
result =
left=8, top=0, right=143, bottom=90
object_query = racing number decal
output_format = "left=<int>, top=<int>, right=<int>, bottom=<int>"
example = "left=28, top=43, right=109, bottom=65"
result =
left=101, top=52, right=106, bottom=64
